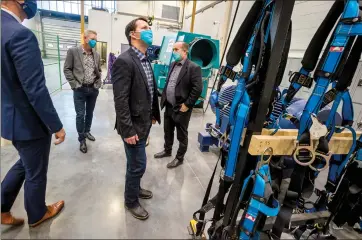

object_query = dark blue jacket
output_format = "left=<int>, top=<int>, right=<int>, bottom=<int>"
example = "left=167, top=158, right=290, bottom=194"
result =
left=1, top=10, right=63, bottom=141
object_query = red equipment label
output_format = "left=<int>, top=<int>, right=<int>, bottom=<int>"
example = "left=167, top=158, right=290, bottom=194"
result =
left=330, top=46, right=344, bottom=52
left=245, top=213, right=256, bottom=222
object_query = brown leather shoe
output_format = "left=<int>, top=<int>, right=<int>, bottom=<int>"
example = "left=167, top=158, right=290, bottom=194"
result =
left=29, top=200, right=64, bottom=228
left=1, top=212, right=24, bottom=226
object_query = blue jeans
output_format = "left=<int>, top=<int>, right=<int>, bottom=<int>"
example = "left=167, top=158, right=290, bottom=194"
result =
left=73, top=87, right=99, bottom=142
left=1, top=136, right=51, bottom=224
left=123, top=131, right=150, bottom=208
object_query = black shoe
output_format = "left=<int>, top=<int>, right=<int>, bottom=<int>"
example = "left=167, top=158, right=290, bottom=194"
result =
left=85, top=132, right=95, bottom=141
left=167, top=158, right=183, bottom=169
left=80, top=141, right=87, bottom=153
left=125, top=203, right=149, bottom=220
left=154, top=150, right=172, bottom=159
left=139, top=188, right=153, bottom=199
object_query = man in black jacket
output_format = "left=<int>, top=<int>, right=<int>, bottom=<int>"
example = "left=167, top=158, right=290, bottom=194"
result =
left=111, top=17, right=160, bottom=220
left=154, top=42, right=202, bottom=169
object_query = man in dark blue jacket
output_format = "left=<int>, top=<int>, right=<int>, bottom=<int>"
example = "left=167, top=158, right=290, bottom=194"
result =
left=1, top=0, right=65, bottom=227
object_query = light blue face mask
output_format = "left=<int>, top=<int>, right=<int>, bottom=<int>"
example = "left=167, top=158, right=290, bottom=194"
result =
left=173, top=52, right=182, bottom=62
left=140, top=30, right=153, bottom=46
left=88, top=39, right=97, bottom=48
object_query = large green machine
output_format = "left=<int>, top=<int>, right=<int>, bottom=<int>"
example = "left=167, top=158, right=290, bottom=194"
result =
left=152, top=31, right=220, bottom=107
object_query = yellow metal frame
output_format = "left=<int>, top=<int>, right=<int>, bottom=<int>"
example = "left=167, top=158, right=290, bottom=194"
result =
left=80, top=0, right=85, bottom=45
left=190, top=0, right=197, bottom=33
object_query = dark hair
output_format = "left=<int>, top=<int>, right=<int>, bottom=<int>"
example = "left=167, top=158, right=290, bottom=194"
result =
left=125, top=17, right=148, bottom=45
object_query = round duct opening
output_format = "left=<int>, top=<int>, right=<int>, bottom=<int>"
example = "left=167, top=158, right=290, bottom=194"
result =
left=189, top=38, right=217, bottom=69
left=154, top=48, right=160, bottom=56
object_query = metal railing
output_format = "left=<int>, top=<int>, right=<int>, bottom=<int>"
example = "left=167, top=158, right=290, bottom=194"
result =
left=32, top=29, right=78, bottom=93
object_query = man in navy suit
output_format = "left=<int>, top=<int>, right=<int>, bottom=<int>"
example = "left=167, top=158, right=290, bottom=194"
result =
left=1, top=0, right=65, bottom=227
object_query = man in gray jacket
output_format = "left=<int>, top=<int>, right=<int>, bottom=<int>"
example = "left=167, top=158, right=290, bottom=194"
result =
left=64, top=29, right=102, bottom=153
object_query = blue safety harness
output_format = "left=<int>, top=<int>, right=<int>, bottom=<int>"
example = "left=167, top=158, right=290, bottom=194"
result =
left=192, top=1, right=293, bottom=239
left=192, top=1, right=362, bottom=239
left=270, top=1, right=362, bottom=238
left=237, top=164, right=279, bottom=240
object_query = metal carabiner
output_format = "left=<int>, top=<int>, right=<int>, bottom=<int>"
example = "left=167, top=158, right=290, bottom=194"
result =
left=309, top=150, right=331, bottom=172
left=218, top=132, right=228, bottom=149
left=257, top=147, right=274, bottom=169
left=293, top=139, right=316, bottom=166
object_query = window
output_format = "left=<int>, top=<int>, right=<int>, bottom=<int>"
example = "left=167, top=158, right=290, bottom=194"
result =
left=161, top=5, right=180, bottom=21
left=64, top=2, right=71, bottom=13
left=38, top=0, right=117, bottom=16
left=104, top=1, right=113, bottom=11
left=71, top=2, right=79, bottom=15
left=49, top=1, right=57, bottom=11
left=57, top=1, right=65, bottom=12
left=84, top=1, right=92, bottom=6
left=41, top=1, right=50, bottom=10
left=85, top=5, right=92, bottom=16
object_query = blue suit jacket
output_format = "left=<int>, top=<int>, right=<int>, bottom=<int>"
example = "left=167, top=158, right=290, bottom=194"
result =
left=1, top=11, right=63, bottom=141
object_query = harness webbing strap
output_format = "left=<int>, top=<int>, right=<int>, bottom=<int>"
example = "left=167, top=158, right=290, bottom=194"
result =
left=321, top=88, right=338, bottom=109
left=194, top=153, right=221, bottom=235
left=270, top=165, right=306, bottom=239
left=237, top=165, right=280, bottom=239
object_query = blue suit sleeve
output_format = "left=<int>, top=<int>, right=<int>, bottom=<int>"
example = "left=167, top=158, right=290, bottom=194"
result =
left=10, top=28, right=63, bottom=133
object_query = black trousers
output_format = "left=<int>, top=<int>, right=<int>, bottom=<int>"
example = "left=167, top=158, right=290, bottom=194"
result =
left=164, top=103, right=192, bottom=160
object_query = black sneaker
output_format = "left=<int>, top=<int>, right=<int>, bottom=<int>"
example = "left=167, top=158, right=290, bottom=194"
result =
left=139, top=188, right=153, bottom=199
left=125, top=203, right=149, bottom=220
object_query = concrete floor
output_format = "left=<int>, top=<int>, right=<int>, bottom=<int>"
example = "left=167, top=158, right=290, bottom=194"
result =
left=1, top=89, right=361, bottom=239
left=1, top=89, right=220, bottom=239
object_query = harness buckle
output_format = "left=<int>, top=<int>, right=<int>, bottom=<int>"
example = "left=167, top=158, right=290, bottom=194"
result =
left=309, top=150, right=331, bottom=172
left=293, top=140, right=316, bottom=166
left=218, top=66, right=238, bottom=81
left=290, top=72, right=313, bottom=88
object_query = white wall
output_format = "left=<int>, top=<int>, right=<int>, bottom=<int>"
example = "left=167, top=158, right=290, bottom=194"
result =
left=183, top=1, right=226, bottom=39
left=182, top=0, right=335, bottom=59
left=291, top=1, right=333, bottom=53
left=110, top=13, right=179, bottom=51
left=89, top=5, right=182, bottom=58
left=88, top=10, right=112, bottom=49
left=90, top=0, right=350, bottom=67
left=117, top=1, right=183, bottom=21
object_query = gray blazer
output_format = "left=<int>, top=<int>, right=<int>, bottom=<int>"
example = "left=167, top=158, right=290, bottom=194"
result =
left=63, top=46, right=102, bottom=89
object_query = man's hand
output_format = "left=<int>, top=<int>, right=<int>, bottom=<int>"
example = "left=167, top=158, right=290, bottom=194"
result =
left=152, top=118, right=156, bottom=124
left=125, top=134, right=139, bottom=145
left=54, top=128, right=66, bottom=145
left=180, top=103, right=189, bottom=113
